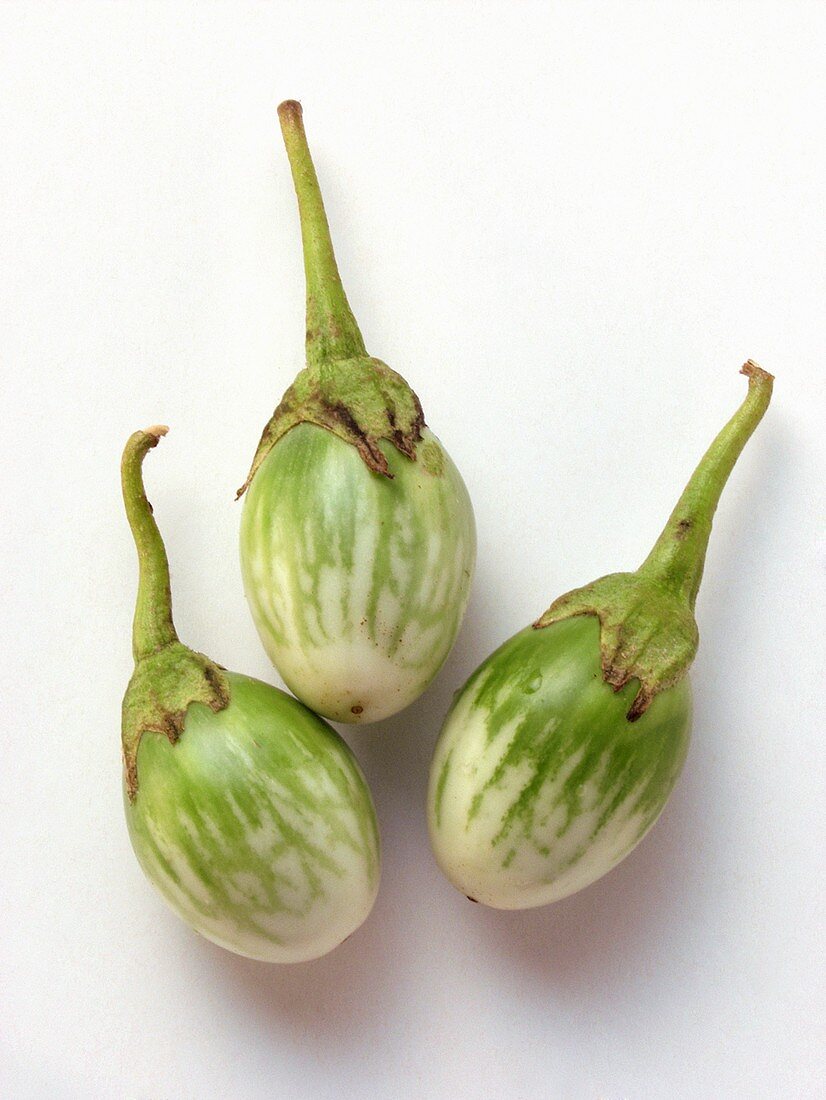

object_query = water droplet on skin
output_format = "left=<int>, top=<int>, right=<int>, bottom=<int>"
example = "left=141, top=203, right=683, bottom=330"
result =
left=522, top=671, right=542, bottom=694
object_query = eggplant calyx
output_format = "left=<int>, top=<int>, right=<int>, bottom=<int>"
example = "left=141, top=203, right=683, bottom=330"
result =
left=534, top=361, right=773, bottom=721
left=122, top=643, right=230, bottom=802
left=533, top=573, right=698, bottom=721
left=237, top=101, right=428, bottom=498
left=236, top=356, right=424, bottom=498
left=121, top=427, right=230, bottom=801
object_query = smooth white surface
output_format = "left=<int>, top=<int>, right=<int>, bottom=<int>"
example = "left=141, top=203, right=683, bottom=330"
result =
left=1, top=3, right=824, bottom=1098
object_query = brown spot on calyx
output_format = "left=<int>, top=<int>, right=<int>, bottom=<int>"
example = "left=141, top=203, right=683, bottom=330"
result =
left=203, top=664, right=231, bottom=708
left=351, top=705, right=364, bottom=715
left=392, top=430, right=417, bottom=459
left=153, top=708, right=186, bottom=745
left=329, top=403, right=393, bottom=477
left=124, top=754, right=138, bottom=802
left=626, top=688, right=653, bottom=722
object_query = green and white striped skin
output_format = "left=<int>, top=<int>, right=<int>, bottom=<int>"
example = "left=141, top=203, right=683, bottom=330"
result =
left=127, top=672, right=380, bottom=962
left=120, top=426, right=380, bottom=963
left=240, top=423, right=476, bottom=724
left=428, top=616, right=691, bottom=909
left=238, top=102, right=476, bottom=722
left=428, top=363, right=773, bottom=910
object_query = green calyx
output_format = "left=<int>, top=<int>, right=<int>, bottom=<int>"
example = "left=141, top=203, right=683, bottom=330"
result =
left=534, top=573, right=698, bottom=721
left=534, top=361, right=774, bottom=720
left=122, top=642, right=229, bottom=803
left=237, top=99, right=424, bottom=498
left=121, top=427, right=229, bottom=801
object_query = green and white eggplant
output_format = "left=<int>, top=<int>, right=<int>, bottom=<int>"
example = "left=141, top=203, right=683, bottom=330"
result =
left=238, top=102, right=476, bottom=724
left=428, top=363, right=773, bottom=909
left=121, top=427, right=379, bottom=962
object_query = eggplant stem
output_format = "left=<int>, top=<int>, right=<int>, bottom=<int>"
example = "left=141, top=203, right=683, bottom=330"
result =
left=637, top=361, right=774, bottom=609
left=278, top=99, right=367, bottom=366
left=121, top=426, right=178, bottom=661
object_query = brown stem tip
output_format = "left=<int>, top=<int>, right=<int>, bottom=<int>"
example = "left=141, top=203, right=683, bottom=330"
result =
left=740, top=359, right=774, bottom=385
left=278, top=99, right=303, bottom=125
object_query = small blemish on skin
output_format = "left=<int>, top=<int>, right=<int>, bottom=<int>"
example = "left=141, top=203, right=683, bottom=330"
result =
left=351, top=705, right=364, bottom=715
left=420, top=440, right=445, bottom=476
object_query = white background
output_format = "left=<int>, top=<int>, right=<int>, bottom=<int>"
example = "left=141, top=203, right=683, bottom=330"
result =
left=1, top=3, right=824, bottom=1098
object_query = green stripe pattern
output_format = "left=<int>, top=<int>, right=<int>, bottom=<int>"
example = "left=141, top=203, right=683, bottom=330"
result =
left=240, top=423, right=476, bottom=723
left=427, top=615, right=691, bottom=908
left=125, top=672, right=380, bottom=962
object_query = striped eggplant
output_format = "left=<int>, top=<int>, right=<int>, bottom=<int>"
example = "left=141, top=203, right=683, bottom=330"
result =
left=238, top=101, right=476, bottom=724
left=121, top=427, right=379, bottom=962
left=428, top=363, right=773, bottom=909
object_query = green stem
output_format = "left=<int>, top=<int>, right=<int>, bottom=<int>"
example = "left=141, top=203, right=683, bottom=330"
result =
left=121, top=426, right=178, bottom=662
left=638, top=361, right=774, bottom=609
left=278, top=99, right=367, bottom=367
